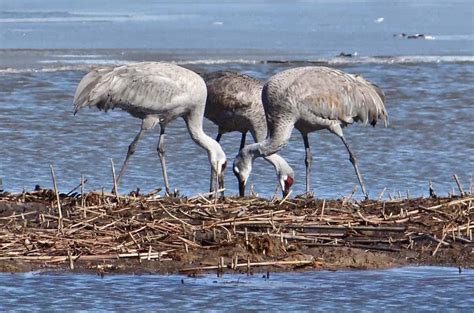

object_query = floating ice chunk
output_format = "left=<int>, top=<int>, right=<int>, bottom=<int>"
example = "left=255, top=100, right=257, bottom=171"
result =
left=374, top=17, right=384, bottom=23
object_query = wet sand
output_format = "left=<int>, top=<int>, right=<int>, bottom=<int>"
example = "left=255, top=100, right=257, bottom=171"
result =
left=0, top=189, right=472, bottom=275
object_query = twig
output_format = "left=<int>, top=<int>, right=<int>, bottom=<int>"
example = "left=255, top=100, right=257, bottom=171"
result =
left=432, top=233, right=448, bottom=256
left=453, top=174, right=465, bottom=196
left=320, top=199, right=326, bottom=220
left=49, top=165, right=63, bottom=231
left=188, top=189, right=225, bottom=201
left=158, top=202, right=195, bottom=229
left=67, top=179, right=88, bottom=196
left=81, top=175, right=86, bottom=217
left=110, top=159, right=119, bottom=200
left=278, top=190, right=292, bottom=205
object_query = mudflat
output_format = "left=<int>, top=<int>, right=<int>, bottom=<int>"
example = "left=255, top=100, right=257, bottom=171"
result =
left=0, top=189, right=472, bottom=275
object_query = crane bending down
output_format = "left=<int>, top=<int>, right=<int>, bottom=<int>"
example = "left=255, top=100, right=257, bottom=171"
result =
left=73, top=62, right=227, bottom=195
left=203, top=71, right=294, bottom=196
left=233, top=66, right=388, bottom=199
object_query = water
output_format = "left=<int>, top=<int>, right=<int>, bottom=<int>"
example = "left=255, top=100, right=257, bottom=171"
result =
left=1, top=0, right=473, bottom=56
left=0, top=0, right=473, bottom=199
left=0, top=267, right=472, bottom=311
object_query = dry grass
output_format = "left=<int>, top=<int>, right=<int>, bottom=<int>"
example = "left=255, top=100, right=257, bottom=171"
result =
left=0, top=187, right=472, bottom=273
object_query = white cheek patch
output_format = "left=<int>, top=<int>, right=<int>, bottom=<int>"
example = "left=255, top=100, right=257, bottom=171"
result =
left=233, top=167, right=240, bottom=174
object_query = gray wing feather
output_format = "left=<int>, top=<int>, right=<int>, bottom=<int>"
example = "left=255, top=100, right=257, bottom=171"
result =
left=73, top=63, right=194, bottom=116
left=204, top=71, right=262, bottom=111
left=287, top=67, right=388, bottom=127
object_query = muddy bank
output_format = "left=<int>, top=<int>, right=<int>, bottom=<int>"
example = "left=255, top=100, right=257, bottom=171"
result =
left=0, top=189, right=472, bottom=275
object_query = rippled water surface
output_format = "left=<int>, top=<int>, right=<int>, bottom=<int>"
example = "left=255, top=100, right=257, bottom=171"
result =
left=1, top=0, right=473, bottom=56
left=0, top=0, right=473, bottom=198
left=0, top=60, right=473, bottom=198
left=0, top=267, right=472, bottom=311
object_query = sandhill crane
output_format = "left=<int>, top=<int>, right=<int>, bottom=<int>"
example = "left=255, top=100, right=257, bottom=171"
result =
left=73, top=62, right=227, bottom=195
left=233, top=66, right=387, bottom=199
left=203, top=71, right=294, bottom=196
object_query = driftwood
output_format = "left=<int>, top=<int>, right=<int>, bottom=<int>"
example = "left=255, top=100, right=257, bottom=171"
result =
left=0, top=187, right=473, bottom=272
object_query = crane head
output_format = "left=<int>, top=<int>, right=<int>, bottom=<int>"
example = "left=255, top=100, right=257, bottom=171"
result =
left=232, top=154, right=252, bottom=197
left=280, top=174, right=294, bottom=197
left=274, top=157, right=294, bottom=197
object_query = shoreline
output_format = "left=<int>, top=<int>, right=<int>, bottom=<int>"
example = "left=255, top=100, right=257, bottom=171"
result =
left=1, top=189, right=472, bottom=276
left=0, top=260, right=468, bottom=277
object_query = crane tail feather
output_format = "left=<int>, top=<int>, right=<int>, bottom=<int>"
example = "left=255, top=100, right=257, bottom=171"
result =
left=73, top=67, right=113, bottom=113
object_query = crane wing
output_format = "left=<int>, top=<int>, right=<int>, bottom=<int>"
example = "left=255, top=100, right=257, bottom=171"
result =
left=204, top=71, right=262, bottom=111
left=74, top=63, right=191, bottom=116
left=295, top=68, right=387, bottom=126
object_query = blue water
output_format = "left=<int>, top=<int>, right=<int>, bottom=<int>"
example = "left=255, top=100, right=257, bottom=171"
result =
left=0, top=267, right=472, bottom=311
left=0, top=0, right=473, bottom=198
left=1, top=60, right=472, bottom=199
left=1, top=0, right=473, bottom=56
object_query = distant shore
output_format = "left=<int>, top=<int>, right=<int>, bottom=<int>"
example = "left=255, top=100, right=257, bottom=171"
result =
left=0, top=189, right=472, bottom=275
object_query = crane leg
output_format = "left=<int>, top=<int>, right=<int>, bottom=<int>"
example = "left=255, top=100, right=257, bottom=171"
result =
left=340, top=136, right=369, bottom=199
left=115, top=127, right=145, bottom=191
left=239, top=132, right=247, bottom=151
left=302, top=133, right=313, bottom=195
left=157, top=126, right=171, bottom=196
left=209, top=133, right=222, bottom=192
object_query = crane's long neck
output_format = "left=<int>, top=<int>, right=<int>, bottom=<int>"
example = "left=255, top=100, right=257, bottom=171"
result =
left=240, top=121, right=294, bottom=165
left=263, top=154, right=289, bottom=175
left=249, top=120, right=292, bottom=175
left=184, top=110, right=224, bottom=165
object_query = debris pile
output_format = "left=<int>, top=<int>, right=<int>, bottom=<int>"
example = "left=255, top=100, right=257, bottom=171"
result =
left=0, top=189, right=472, bottom=274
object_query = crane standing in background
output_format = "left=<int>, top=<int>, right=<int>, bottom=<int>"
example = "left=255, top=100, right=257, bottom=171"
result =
left=203, top=71, right=294, bottom=197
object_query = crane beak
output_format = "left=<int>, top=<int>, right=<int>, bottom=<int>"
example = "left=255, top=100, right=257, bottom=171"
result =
left=216, top=160, right=226, bottom=194
left=73, top=103, right=79, bottom=116
left=217, top=172, right=225, bottom=193
left=238, top=180, right=246, bottom=197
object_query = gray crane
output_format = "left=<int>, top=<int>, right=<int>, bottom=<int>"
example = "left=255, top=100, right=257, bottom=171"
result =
left=202, top=71, right=294, bottom=197
left=233, top=66, right=388, bottom=199
left=73, top=62, right=227, bottom=195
